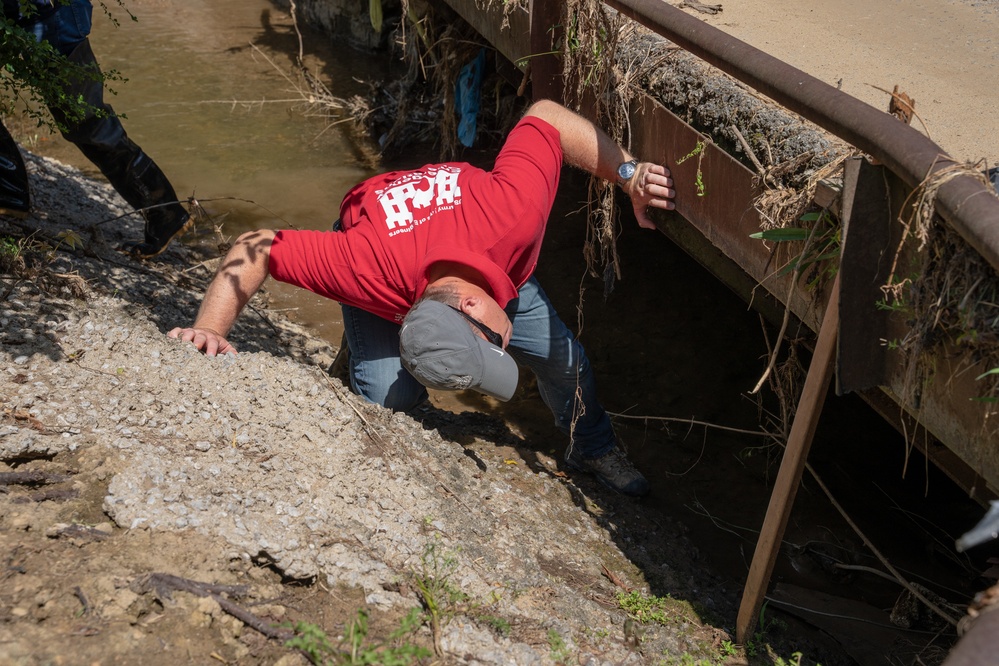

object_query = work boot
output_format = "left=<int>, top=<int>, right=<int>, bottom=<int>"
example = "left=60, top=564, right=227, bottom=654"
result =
left=121, top=211, right=191, bottom=257
left=48, top=38, right=190, bottom=257
left=565, top=445, right=650, bottom=497
left=0, top=123, right=30, bottom=218
left=114, top=151, right=191, bottom=258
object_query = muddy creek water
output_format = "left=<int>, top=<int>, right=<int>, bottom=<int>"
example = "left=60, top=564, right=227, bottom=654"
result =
left=26, top=0, right=385, bottom=342
left=18, top=0, right=999, bottom=661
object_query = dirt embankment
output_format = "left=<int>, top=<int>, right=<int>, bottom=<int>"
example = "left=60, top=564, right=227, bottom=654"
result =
left=1, top=154, right=859, bottom=665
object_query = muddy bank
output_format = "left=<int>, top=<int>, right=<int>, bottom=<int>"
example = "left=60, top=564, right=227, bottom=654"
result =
left=3, top=3, right=995, bottom=664
left=0, top=152, right=864, bottom=665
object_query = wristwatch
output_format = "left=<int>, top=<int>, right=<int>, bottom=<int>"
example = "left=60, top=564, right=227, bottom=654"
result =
left=616, top=159, right=639, bottom=184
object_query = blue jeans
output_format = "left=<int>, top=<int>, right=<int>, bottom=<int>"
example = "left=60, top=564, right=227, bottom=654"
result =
left=341, top=276, right=616, bottom=459
left=31, top=0, right=92, bottom=55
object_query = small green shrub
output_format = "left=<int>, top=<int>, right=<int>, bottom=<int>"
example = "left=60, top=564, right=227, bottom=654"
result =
left=547, top=628, right=570, bottom=663
left=285, top=608, right=430, bottom=666
left=617, top=590, right=677, bottom=626
left=479, top=614, right=510, bottom=637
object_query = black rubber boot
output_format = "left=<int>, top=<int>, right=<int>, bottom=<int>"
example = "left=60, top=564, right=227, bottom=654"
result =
left=49, top=38, right=190, bottom=257
left=0, top=122, right=30, bottom=218
left=111, top=151, right=192, bottom=258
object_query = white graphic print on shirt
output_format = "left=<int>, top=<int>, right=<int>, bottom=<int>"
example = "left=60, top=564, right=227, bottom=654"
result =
left=378, top=166, right=462, bottom=236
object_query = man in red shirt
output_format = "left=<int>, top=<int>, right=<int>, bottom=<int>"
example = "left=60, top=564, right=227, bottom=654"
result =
left=169, top=99, right=675, bottom=496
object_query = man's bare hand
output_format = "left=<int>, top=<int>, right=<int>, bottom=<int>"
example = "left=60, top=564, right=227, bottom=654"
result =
left=626, top=163, right=676, bottom=230
left=168, top=327, right=238, bottom=357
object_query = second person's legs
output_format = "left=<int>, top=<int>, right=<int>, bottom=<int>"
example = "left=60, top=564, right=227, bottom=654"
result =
left=36, top=0, right=189, bottom=256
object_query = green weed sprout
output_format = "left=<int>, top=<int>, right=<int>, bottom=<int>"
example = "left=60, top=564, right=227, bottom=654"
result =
left=676, top=140, right=707, bottom=197
left=285, top=608, right=430, bottom=666
left=547, top=629, right=570, bottom=662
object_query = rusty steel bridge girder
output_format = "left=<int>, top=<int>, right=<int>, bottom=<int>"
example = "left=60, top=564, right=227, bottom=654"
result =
left=436, top=0, right=999, bottom=651
left=604, top=0, right=999, bottom=273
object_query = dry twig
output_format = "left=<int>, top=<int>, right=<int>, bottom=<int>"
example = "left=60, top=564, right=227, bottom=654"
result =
left=138, top=573, right=292, bottom=641
left=606, top=411, right=772, bottom=437
left=803, top=461, right=962, bottom=628
left=0, top=470, right=68, bottom=486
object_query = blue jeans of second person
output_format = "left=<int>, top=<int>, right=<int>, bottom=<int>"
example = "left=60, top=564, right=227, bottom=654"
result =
left=341, top=276, right=616, bottom=459
left=30, top=0, right=91, bottom=55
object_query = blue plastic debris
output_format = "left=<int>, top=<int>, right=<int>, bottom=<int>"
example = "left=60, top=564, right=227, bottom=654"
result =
left=455, top=49, right=487, bottom=148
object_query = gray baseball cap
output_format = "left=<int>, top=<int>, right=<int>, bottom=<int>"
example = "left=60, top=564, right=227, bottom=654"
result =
left=399, top=300, right=519, bottom=401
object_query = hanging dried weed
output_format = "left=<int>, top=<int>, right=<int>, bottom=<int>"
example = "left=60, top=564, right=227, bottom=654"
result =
left=365, top=2, right=522, bottom=160
left=560, top=0, right=631, bottom=289
left=746, top=155, right=848, bottom=428
left=281, top=1, right=520, bottom=163
left=882, top=161, right=999, bottom=431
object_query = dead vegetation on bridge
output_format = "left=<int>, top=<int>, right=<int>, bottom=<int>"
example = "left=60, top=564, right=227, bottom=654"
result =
left=550, top=1, right=999, bottom=425
left=286, top=0, right=999, bottom=438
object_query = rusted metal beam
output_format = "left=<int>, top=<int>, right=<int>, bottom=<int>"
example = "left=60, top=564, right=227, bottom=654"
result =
left=836, top=158, right=895, bottom=394
left=628, top=93, right=823, bottom=329
left=736, top=273, right=840, bottom=644
left=439, top=0, right=531, bottom=68
left=603, top=0, right=999, bottom=273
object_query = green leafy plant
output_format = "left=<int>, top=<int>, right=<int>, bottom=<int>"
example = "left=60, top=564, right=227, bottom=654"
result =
left=1, top=233, right=54, bottom=298
left=741, top=601, right=808, bottom=665
left=672, top=656, right=714, bottom=666
left=56, top=229, right=84, bottom=251
left=369, top=0, right=383, bottom=32
left=413, top=538, right=468, bottom=655
left=561, top=13, right=611, bottom=87
left=973, top=367, right=999, bottom=403
left=285, top=621, right=334, bottom=664
left=617, top=590, right=687, bottom=626
left=285, top=609, right=430, bottom=666
left=750, top=209, right=841, bottom=289
left=547, top=628, right=570, bottom=663
left=0, top=234, right=22, bottom=263
left=774, top=652, right=805, bottom=666
left=1, top=1, right=133, bottom=133
left=750, top=228, right=811, bottom=242
left=876, top=297, right=909, bottom=313
left=479, top=614, right=510, bottom=637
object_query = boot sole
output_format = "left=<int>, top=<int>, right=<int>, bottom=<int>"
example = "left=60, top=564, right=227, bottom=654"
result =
left=124, top=217, right=194, bottom=259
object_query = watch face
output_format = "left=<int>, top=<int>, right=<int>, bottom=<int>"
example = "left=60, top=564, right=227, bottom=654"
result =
left=618, top=161, right=637, bottom=181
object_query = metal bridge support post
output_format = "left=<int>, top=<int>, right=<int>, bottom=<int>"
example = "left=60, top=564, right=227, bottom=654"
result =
left=736, top=272, right=840, bottom=644
left=836, top=157, right=896, bottom=394
left=737, top=160, right=890, bottom=642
